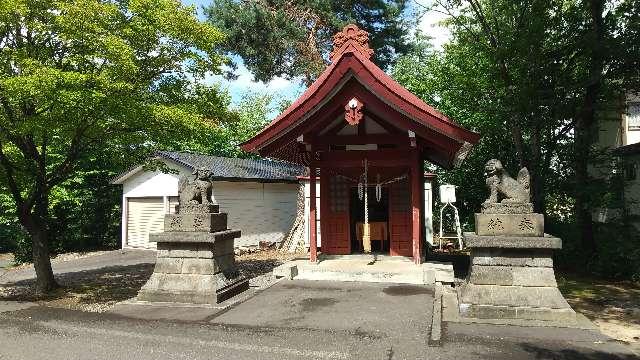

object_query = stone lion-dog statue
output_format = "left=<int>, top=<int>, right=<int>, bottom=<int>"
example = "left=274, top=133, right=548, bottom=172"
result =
left=178, top=168, right=213, bottom=205
left=483, top=159, right=530, bottom=204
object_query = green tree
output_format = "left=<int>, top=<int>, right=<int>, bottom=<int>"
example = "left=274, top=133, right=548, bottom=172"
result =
left=206, top=0, right=417, bottom=84
left=151, top=76, right=275, bottom=158
left=400, top=0, right=581, bottom=215
left=397, top=0, right=640, bottom=274
left=0, top=0, right=225, bottom=293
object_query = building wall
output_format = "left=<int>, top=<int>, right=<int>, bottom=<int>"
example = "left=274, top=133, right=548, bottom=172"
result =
left=120, top=162, right=188, bottom=249
left=211, top=181, right=299, bottom=247
left=624, top=94, right=640, bottom=145
left=595, top=94, right=640, bottom=151
left=119, top=160, right=299, bottom=248
left=591, top=94, right=640, bottom=224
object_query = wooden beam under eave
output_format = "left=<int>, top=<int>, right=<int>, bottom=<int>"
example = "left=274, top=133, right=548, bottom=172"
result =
left=319, top=149, right=412, bottom=164
left=313, top=134, right=407, bottom=146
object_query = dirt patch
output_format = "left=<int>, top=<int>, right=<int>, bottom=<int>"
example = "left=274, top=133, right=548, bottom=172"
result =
left=558, top=274, right=640, bottom=353
left=0, top=249, right=303, bottom=313
left=236, top=249, right=302, bottom=277
left=382, top=285, right=433, bottom=296
left=0, top=263, right=154, bottom=312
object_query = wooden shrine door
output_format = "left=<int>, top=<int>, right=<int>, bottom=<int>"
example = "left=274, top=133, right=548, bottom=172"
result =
left=389, top=178, right=413, bottom=256
left=320, top=173, right=351, bottom=254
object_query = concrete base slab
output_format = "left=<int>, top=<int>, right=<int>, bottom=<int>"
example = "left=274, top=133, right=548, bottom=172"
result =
left=111, top=277, right=284, bottom=322
left=276, top=256, right=453, bottom=285
left=137, top=275, right=249, bottom=304
left=272, top=262, right=298, bottom=280
left=442, top=286, right=596, bottom=330
left=111, top=301, right=228, bottom=321
left=429, top=284, right=443, bottom=346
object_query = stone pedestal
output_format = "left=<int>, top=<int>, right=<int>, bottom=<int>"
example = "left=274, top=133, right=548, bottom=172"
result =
left=136, top=204, right=248, bottom=304
left=458, top=231, right=577, bottom=322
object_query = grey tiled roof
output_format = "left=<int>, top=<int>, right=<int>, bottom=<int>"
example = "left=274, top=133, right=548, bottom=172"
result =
left=156, top=151, right=306, bottom=182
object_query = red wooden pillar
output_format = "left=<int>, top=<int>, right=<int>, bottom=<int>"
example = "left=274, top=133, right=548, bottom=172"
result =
left=309, top=162, right=318, bottom=263
left=411, top=151, right=422, bottom=264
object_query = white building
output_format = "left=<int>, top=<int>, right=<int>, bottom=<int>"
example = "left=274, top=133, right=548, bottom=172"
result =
left=594, top=93, right=640, bottom=229
left=112, top=151, right=437, bottom=252
left=111, top=151, right=306, bottom=249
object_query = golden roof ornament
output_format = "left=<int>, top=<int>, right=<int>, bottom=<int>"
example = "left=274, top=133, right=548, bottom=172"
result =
left=329, top=24, right=374, bottom=63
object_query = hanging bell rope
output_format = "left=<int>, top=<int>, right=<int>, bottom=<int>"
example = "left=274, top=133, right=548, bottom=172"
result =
left=362, top=159, right=371, bottom=253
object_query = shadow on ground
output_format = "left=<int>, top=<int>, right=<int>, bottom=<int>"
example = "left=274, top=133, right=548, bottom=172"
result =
left=520, top=343, right=638, bottom=360
left=558, top=275, right=640, bottom=324
left=428, top=251, right=470, bottom=279
left=0, top=263, right=154, bottom=305
left=236, top=258, right=283, bottom=278
left=0, top=254, right=288, bottom=306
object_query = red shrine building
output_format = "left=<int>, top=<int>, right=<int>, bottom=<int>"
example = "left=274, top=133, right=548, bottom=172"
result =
left=242, top=25, right=480, bottom=265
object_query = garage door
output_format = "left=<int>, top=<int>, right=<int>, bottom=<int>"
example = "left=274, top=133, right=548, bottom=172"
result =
left=126, top=197, right=165, bottom=248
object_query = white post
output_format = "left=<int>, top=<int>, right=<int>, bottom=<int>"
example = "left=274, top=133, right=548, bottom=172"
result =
left=121, top=196, right=128, bottom=249
left=424, top=180, right=434, bottom=246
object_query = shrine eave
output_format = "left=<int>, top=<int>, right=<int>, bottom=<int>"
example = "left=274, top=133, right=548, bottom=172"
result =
left=240, top=27, right=480, bottom=169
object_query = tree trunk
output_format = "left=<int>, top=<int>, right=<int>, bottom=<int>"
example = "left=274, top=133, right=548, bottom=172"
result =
left=19, top=198, right=58, bottom=294
left=574, top=0, right=604, bottom=256
left=30, top=224, right=57, bottom=294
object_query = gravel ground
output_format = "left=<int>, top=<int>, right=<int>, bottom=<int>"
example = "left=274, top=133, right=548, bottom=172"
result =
left=237, top=249, right=303, bottom=289
left=0, top=249, right=304, bottom=313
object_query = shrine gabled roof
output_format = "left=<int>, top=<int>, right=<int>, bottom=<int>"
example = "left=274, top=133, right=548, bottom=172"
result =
left=241, top=25, right=480, bottom=168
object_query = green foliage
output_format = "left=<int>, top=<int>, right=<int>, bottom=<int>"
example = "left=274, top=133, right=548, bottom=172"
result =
left=552, top=221, right=640, bottom=282
left=0, top=196, right=22, bottom=253
left=0, top=0, right=230, bottom=284
left=152, top=78, right=276, bottom=158
left=393, top=38, right=522, bottom=228
left=393, top=0, right=640, bottom=280
left=206, top=0, right=417, bottom=83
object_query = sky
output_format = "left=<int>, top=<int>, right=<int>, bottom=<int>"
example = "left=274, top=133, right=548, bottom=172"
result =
left=181, top=0, right=451, bottom=107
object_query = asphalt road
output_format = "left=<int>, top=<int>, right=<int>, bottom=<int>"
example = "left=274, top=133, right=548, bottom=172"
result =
left=0, top=280, right=637, bottom=360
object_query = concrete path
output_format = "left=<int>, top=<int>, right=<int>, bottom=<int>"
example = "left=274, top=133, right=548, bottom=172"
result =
left=0, top=249, right=155, bottom=285
left=0, top=278, right=637, bottom=359
left=213, top=280, right=433, bottom=333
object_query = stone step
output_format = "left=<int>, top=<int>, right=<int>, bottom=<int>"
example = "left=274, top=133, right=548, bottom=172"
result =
left=295, top=267, right=425, bottom=284
left=422, top=262, right=455, bottom=284
left=273, top=259, right=454, bottom=285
